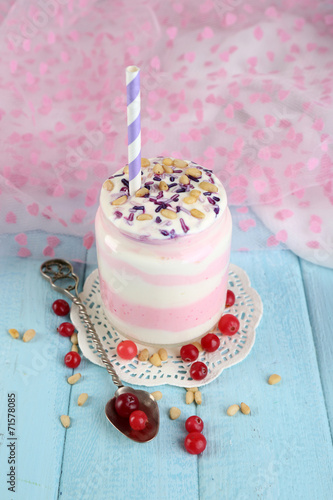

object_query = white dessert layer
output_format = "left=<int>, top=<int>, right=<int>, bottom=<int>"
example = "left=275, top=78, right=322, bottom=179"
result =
left=96, top=208, right=231, bottom=309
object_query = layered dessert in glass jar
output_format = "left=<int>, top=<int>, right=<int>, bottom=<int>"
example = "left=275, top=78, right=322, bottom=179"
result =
left=95, top=156, right=232, bottom=346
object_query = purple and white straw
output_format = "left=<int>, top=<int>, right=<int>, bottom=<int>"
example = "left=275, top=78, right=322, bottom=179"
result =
left=126, top=66, right=141, bottom=195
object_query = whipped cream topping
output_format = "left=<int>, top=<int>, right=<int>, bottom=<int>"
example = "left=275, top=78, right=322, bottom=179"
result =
left=100, top=156, right=227, bottom=241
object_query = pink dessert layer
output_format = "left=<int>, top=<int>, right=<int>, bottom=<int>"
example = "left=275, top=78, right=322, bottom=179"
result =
left=99, top=266, right=229, bottom=333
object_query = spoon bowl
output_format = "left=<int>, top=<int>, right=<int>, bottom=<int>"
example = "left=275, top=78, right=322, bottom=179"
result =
left=105, top=386, right=159, bottom=443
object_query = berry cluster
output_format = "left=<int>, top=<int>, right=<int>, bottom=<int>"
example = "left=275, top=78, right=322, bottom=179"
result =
left=115, top=393, right=148, bottom=431
left=53, top=299, right=81, bottom=369
left=184, top=416, right=206, bottom=455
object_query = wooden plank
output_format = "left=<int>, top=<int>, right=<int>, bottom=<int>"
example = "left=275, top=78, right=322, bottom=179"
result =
left=300, top=259, right=333, bottom=435
left=58, top=262, right=199, bottom=500
left=0, top=240, right=86, bottom=500
left=198, top=250, right=333, bottom=500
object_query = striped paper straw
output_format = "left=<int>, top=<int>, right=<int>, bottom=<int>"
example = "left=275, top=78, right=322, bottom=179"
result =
left=126, top=66, right=141, bottom=195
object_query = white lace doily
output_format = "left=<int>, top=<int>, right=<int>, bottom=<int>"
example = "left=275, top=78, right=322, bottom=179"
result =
left=70, top=264, right=263, bottom=388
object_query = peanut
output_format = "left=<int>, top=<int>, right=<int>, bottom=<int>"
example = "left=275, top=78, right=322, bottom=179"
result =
left=150, top=353, right=162, bottom=367
left=138, top=349, right=149, bottom=362
left=78, top=393, right=88, bottom=406
left=103, top=179, right=114, bottom=191
left=186, top=391, right=194, bottom=404
left=60, top=415, right=70, bottom=428
left=192, top=341, right=203, bottom=352
left=135, top=187, right=149, bottom=197
left=163, top=157, right=173, bottom=166
left=268, top=374, right=281, bottom=385
left=71, top=344, right=79, bottom=353
left=199, top=181, right=218, bottom=193
left=173, top=159, right=188, bottom=169
left=161, top=209, right=177, bottom=220
left=179, top=174, right=190, bottom=185
left=67, top=373, right=81, bottom=385
left=112, top=195, right=127, bottom=206
left=184, top=196, right=197, bottom=205
left=137, top=214, right=153, bottom=221
left=227, top=404, right=240, bottom=416
left=191, top=209, right=205, bottom=219
left=190, top=189, right=201, bottom=198
left=8, top=328, right=19, bottom=339
left=194, top=391, right=202, bottom=405
left=71, top=333, right=78, bottom=345
left=185, top=167, right=202, bottom=178
left=150, top=391, right=163, bottom=401
left=169, top=407, right=181, bottom=420
left=163, top=164, right=173, bottom=173
left=23, top=329, right=36, bottom=343
left=185, top=387, right=199, bottom=393
left=141, top=158, right=150, bottom=168
left=240, top=402, right=251, bottom=415
left=123, top=165, right=129, bottom=174
left=153, top=164, right=164, bottom=174
left=159, top=181, right=169, bottom=191
left=158, top=348, right=168, bottom=361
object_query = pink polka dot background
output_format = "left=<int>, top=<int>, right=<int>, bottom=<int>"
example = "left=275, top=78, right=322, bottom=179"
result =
left=0, top=0, right=332, bottom=267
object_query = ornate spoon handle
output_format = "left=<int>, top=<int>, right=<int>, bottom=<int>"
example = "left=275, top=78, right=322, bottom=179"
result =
left=40, top=259, right=123, bottom=388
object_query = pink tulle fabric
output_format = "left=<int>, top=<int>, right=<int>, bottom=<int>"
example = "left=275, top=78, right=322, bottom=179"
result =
left=0, top=0, right=332, bottom=267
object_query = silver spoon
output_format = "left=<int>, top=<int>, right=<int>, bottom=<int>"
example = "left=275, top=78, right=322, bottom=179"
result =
left=40, top=258, right=159, bottom=443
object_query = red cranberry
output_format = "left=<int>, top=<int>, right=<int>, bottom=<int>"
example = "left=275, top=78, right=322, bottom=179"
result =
left=184, top=432, right=207, bottom=455
left=190, top=361, right=208, bottom=381
left=64, top=351, right=81, bottom=368
left=52, top=299, right=70, bottom=316
left=225, top=289, right=235, bottom=308
left=116, top=340, right=138, bottom=360
left=129, top=410, right=148, bottom=431
left=180, top=344, right=199, bottom=362
left=218, top=314, right=240, bottom=336
left=57, top=322, right=75, bottom=337
left=201, top=333, right=220, bottom=352
left=185, top=416, right=204, bottom=433
left=115, top=393, right=140, bottom=418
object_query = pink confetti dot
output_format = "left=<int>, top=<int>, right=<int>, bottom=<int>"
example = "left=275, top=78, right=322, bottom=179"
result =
left=15, top=233, right=27, bottom=245
left=224, top=12, right=237, bottom=26
left=224, top=104, right=234, bottom=119
left=83, top=231, right=95, bottom=250
left=150, top=56, right=160, bottom=70
left=166, top=27, right=177, bottom=40
left=239, top=219, right=256, bottom=232
left=43, top=246, right=55, bottom=257
left=254, top=26, right=263, bottom=41
left=267, top=236, right=279, bottom=247
left=275, top=209, right=294, bottom=220
left=6, top=212, right=17, bottom=224
left=307, top=241, right=320, bottom=249
left=200, top=27, right=214, bottom=39
left=253, top=180, right=267, bottom=193
left=48, top=31, right=56, bottom=44
left=47, top=236, right=61, bottom=248
left=184, top=52, right=195, bottom=63
left=276, top=230, right=288, bottom=242
left=17, top=248, right=31, bottom=258
left=71, top=209, right=87, bottom=224
left=27, top=203, right=39, bottom=216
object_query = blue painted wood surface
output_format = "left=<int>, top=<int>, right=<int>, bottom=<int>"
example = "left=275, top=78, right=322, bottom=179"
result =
left=1, top=239, right=333, bottom=500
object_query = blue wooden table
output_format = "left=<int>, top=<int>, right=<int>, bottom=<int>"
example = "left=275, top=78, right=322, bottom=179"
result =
left=1, top=234, right=333, bottom=500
